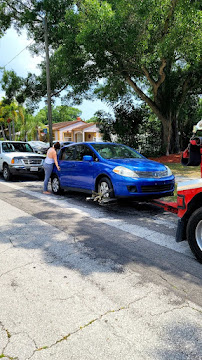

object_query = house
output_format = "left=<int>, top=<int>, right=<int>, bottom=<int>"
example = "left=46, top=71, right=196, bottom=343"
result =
left=52, top=118, right=103, bottom=142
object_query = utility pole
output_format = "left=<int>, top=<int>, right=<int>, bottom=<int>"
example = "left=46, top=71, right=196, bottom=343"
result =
left=43, top=15, right=53, bottom=147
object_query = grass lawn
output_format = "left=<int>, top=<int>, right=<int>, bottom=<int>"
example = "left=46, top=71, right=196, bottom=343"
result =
left=165, top=162, right=201, bottom=179
left=162, top=163, right=201, bottom=202
left=149, top=154, right=201, bottom=202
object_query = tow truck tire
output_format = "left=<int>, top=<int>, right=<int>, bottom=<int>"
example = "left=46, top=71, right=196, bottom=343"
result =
left=187, top=207, right=202, bottom=263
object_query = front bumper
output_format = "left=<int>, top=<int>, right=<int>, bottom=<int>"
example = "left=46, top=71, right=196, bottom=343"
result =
left=112, top=176, right=175, bottom=199
left=9, top=165, right=44, bottom=176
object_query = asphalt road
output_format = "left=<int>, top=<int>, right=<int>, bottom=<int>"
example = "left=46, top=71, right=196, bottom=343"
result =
left=0, top=176, right=202, bottom=360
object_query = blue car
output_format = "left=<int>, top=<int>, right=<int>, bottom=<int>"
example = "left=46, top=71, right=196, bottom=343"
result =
left=51, top=142, right=175, bottom=199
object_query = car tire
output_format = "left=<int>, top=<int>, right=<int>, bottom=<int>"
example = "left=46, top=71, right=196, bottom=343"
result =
left=51, top=175, right=63, bottom=195
left=98, top=177, right=114, bottom=198
left=3, top=164, right=12, bottom=181
left=187, top=207, right=202, bottom=263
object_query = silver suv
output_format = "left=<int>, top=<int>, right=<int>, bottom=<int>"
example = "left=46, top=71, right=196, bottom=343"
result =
left=0, top=141, right=45, bottom=181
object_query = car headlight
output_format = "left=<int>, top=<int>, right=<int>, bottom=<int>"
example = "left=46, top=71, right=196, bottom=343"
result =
left=165, top=166, right=172, bottom=176
left=113, top=166, right=139, bottom=178
left=11, top=158, right=23, bottom=165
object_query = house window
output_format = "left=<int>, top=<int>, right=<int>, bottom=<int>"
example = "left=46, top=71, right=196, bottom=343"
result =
left=64, top=136, right=72, bottom=141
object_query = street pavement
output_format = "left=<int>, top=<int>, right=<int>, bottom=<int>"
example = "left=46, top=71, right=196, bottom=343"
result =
left=0, top=179, right=202, bottom=360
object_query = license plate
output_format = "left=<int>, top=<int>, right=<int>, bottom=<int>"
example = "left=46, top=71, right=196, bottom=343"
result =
left=30, top=167, right=38, bottom=171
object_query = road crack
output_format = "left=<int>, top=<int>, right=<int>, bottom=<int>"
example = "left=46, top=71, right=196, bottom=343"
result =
left=28, top=300, right=144, bottom=358
left=0, top=263, right=33, bottom=279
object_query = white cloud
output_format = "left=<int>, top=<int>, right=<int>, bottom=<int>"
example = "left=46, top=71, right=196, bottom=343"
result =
left=0, top=27, right=43, bottom=76
left=0, top=28, right=112, bottom=119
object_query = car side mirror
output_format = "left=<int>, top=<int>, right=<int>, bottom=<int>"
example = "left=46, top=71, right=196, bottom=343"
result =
left=83, top=155, right=93, bottom=161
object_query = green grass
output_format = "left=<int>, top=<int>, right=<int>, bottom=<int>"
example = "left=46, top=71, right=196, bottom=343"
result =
left=165, top=163, right=200, bottom=178
left=161, top=163, right=201, bottom=202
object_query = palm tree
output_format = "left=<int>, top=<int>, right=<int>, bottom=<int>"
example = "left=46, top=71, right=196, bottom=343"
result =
left=0, top=101, right=8, bottom=140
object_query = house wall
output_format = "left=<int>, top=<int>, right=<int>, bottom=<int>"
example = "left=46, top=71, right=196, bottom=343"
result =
left=52, top=122, right=103, bottom=142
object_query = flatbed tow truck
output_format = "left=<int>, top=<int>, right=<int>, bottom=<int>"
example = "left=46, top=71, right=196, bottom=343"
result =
left=88, top=120, right=202, bottom=264
left=150, top=120, right=202, bottom=264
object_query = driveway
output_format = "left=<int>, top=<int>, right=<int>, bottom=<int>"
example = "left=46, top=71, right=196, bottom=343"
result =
left=0, top=179, right=202, bottom=360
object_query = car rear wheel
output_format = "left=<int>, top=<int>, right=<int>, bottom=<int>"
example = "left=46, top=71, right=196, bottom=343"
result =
left=98, top=177, right=114, bottom=198
left=187, top=207, right=202, bottom=263
left=51, top=175, right=63, bottom=195
left=3, top=164, right=12, bottom=181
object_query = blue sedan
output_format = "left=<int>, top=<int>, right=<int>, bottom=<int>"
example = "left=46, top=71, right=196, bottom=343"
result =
left=51, top=142, right=175, bottom=199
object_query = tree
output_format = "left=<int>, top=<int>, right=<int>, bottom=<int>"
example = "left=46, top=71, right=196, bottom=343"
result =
left=0, top=101, right=7, bottom=140
left=1, top=1, right=201, bottom=154
left=0, top=99, right=25, bottom=140
left=33, top=105, right=82, bottom=124
left=96, top=102, right=161, bottom=156
left=96, top=102, right=147, bottom=148
left=47, top=0, right=201, bottom=154
left=52, top=105, right=82, bottom=123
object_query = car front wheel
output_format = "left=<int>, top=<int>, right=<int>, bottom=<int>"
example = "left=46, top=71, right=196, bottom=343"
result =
left=187, top=207, right=202, bottom=263
left=51, top=175, right=63, bottom=195
left=3, top=164, right=12, bottom=181
left=97, top=177, right=114, bottom=198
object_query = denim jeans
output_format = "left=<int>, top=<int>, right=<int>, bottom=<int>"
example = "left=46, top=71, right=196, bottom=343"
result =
left=43, top=163, right=54, bottom=191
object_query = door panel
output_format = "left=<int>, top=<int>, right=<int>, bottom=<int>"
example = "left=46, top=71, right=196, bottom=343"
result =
left=70, top=145, right=96, bottom=190
left=58, top=145, right=76, bottom=187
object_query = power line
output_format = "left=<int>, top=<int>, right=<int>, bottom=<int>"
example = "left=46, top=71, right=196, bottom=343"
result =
left=2, top=39, right=34, bottom=68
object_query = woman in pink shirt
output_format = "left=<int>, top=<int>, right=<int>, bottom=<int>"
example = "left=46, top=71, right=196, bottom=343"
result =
left=43, top=142, right=60, bottom=194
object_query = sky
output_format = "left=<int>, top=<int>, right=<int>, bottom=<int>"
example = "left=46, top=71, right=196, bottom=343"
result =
left=0, top=27, right=112, bottom=120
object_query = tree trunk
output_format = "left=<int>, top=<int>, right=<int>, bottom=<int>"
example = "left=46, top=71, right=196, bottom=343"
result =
left=9, top=123, right=12, bottom=140
left=0, top=124, right=6, bottom=140
left=171, top=115, right=180, bottom=153
left=125, top=75, right=173, bottom=155
left=12, top=119, right=15, bottom=140
left=161, top=117, right=172, bottom=156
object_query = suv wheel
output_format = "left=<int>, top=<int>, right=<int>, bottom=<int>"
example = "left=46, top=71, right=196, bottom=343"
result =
left=3, top=164, right=12, bottom=181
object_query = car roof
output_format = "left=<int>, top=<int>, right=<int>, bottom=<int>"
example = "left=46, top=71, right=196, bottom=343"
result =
left=0, top=140, right=27, bottom=143
left=63, top=142, right=115, bottom=146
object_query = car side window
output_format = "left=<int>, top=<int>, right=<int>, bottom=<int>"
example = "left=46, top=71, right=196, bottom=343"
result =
left=60, top=146, right=76, bottom=161
left=75, top=145, right=96, bottom=161
left=2, top=143, right=15, bottom=152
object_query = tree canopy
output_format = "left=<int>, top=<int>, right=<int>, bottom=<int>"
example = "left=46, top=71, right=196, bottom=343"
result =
left=1, top=0, right=201, bottom=154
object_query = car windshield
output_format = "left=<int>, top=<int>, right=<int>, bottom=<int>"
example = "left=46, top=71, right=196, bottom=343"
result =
left=29, top=141, right=46, bottom=147
left=2, top=142, right=33, bottom=153
left=91, top=144, right=144, bottom=159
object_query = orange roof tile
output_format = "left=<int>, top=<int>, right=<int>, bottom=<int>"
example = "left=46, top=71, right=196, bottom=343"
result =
left=52, top=119, right=85, bottom=130
left=73, top=123, right=96, bottom=131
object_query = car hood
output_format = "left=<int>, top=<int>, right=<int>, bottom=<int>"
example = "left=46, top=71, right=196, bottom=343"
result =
left=106, top=158, right=167, bottom=171
left=4, top=152, right=45, bottom=158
